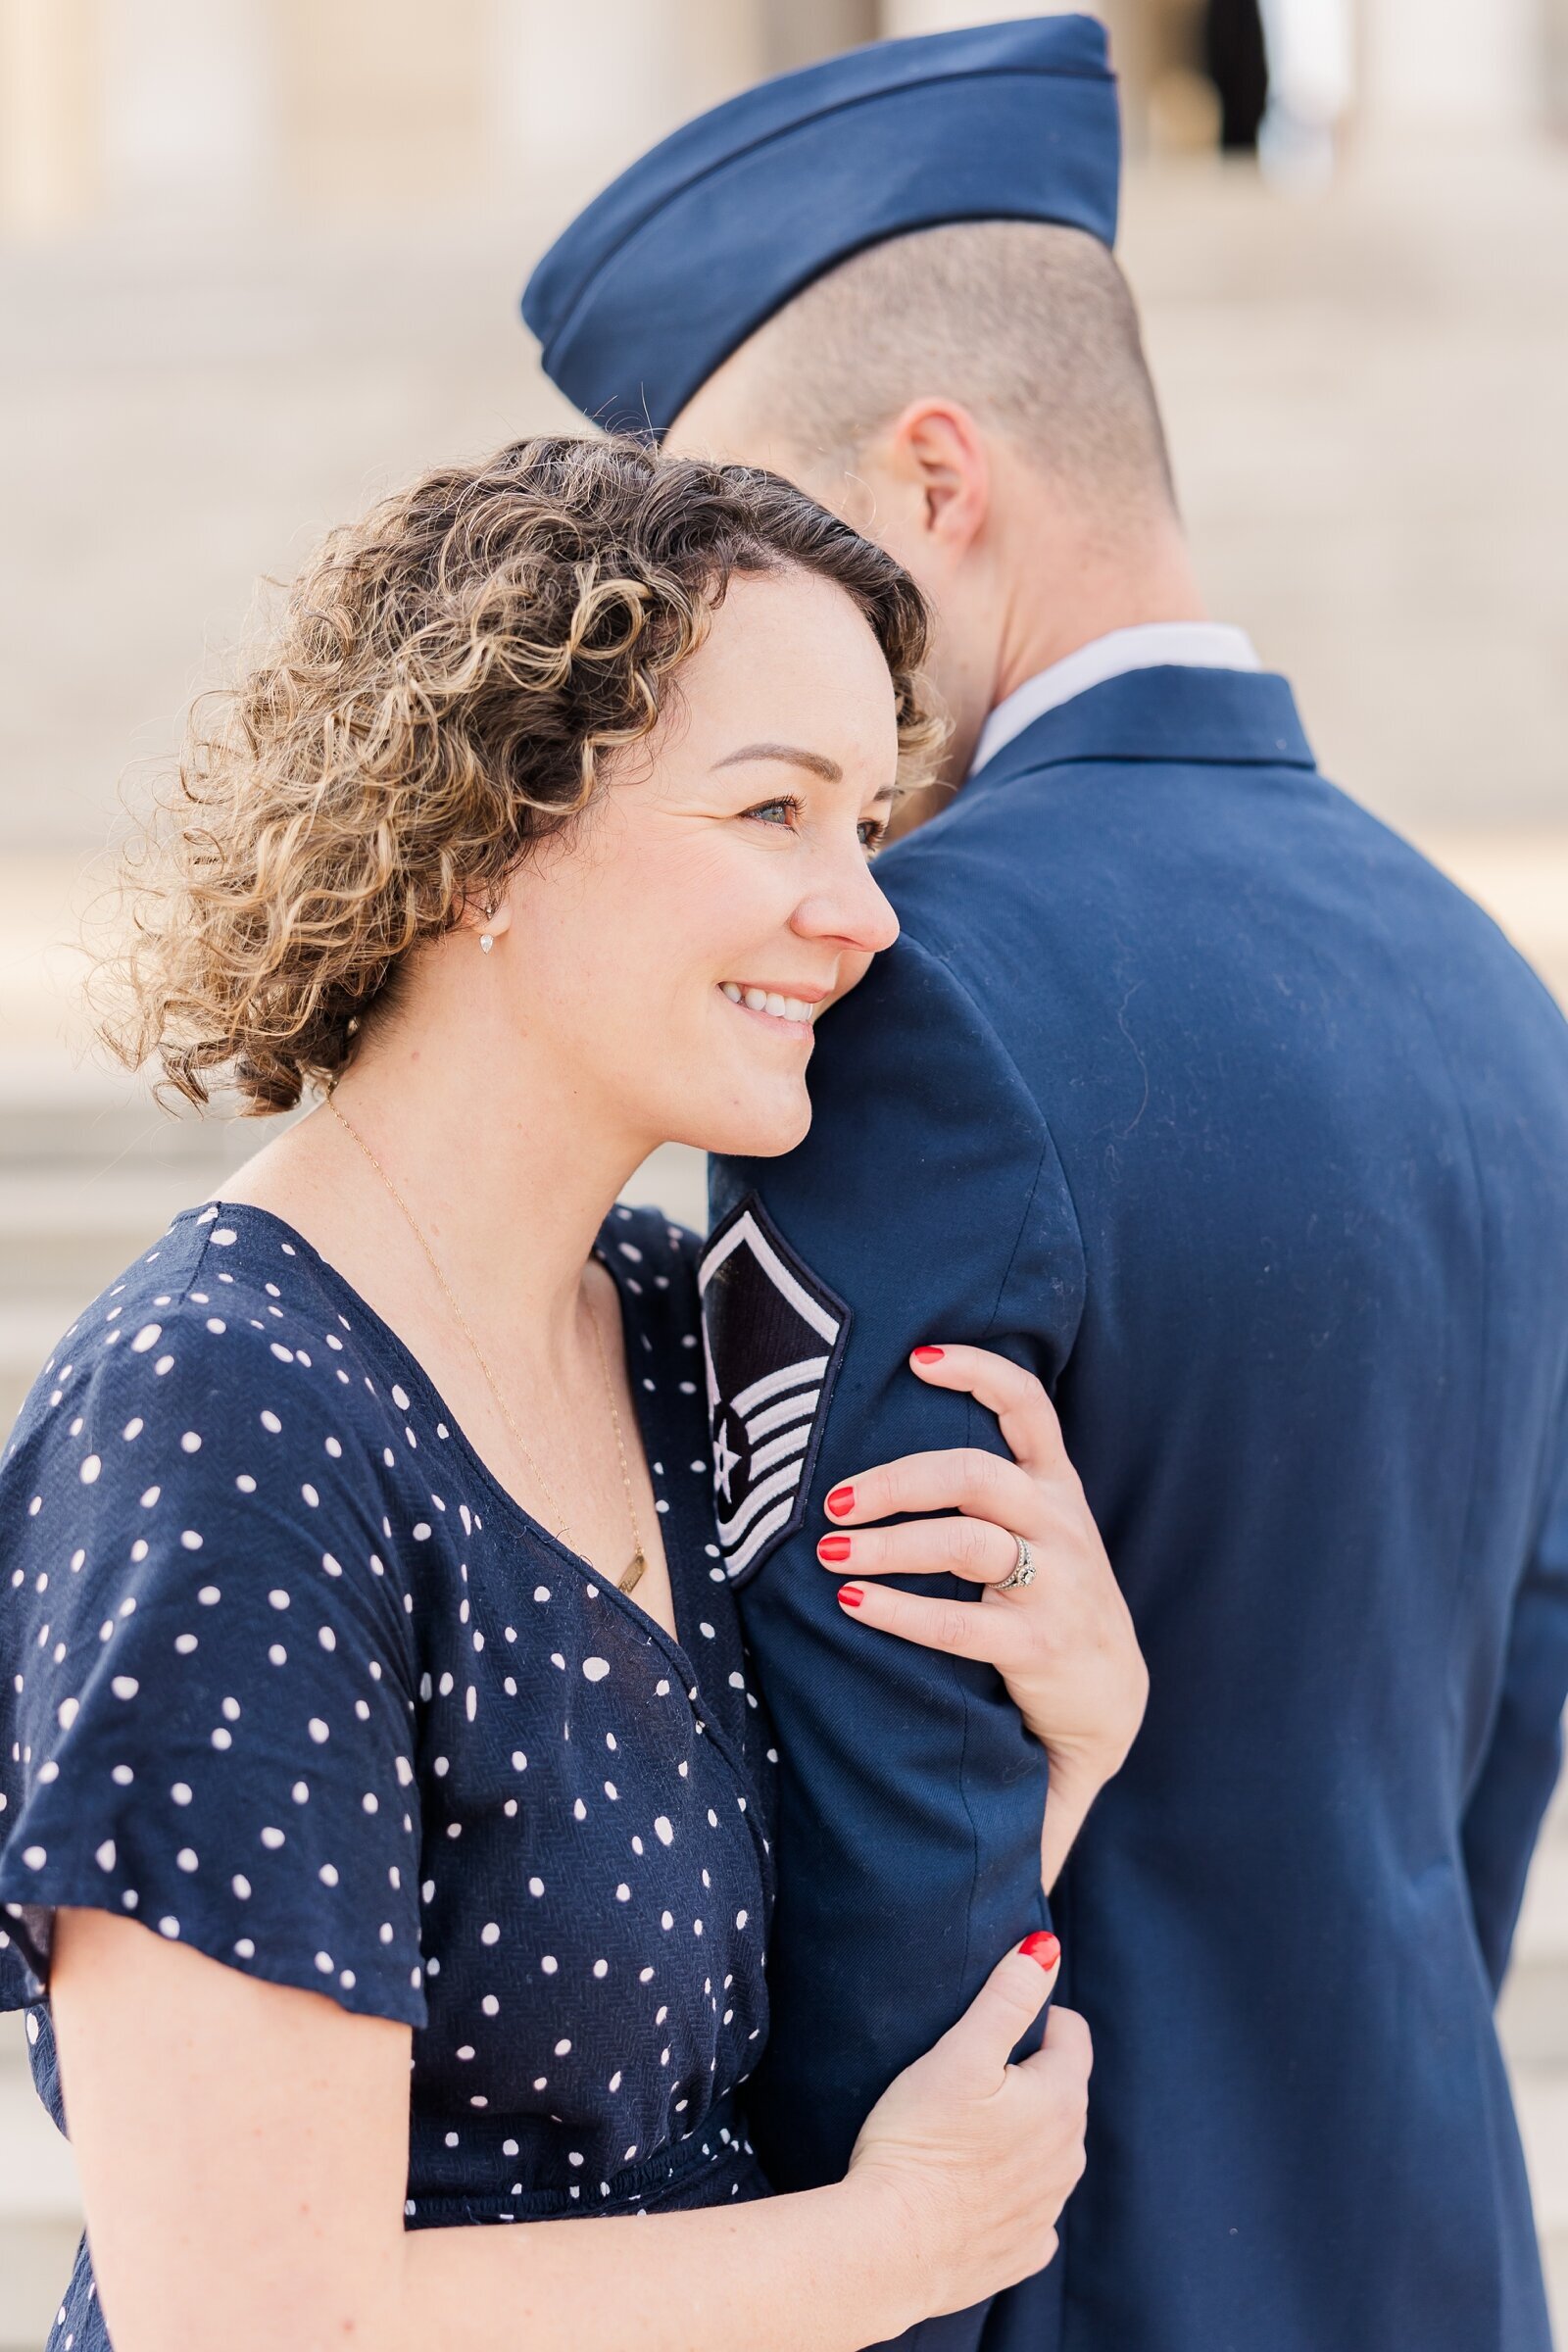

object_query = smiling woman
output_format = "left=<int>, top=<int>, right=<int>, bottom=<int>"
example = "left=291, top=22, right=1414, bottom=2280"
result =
left=97, top=437, right=939, bottom=1122
left=0, top=434, right=1108, bottom=2352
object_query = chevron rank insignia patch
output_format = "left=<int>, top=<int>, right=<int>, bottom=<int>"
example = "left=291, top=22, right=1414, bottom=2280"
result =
left=697, top=1194, right=852, bottom=1589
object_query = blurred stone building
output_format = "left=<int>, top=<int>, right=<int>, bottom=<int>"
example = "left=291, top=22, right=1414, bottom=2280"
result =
left=3, top=0, right=1564, bottom=240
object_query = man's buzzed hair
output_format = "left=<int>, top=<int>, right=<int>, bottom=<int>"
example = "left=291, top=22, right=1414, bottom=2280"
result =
left=732, top=220, right=1177, bottom=519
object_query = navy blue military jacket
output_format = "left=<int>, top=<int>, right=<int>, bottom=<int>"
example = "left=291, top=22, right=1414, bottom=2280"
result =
left=706, top=666, right=1568, bottom=2352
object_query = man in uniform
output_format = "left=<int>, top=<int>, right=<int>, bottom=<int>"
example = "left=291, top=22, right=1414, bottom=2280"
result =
left=523, top=19, right=1568, bottom=2350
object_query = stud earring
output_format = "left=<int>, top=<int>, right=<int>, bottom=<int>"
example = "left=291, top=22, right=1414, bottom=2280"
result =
left=479, top=933, right=494, bottom=955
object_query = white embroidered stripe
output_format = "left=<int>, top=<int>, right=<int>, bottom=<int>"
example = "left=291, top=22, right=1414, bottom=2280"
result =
left=748, top=1422, right=811, bottom=1479
left=732, top=1352, right=829, bottom=1420
left=726, top=1494, right=798, bottom=1578
left=716, top=1460, right=805, bottom=1546
left=745, top=1388, right=820, bottom=1444
left=698, top=1209, right=842, bottom=1348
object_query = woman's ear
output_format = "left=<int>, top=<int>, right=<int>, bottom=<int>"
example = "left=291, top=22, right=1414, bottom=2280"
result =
left=877, top=399, right=992, bottom=554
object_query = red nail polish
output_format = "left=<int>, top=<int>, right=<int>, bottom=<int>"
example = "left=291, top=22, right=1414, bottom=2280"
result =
left=912, top=1346, right=945, bottom=1364
left=838, top=1585, right=865, bottom=1610
left=818, top=1535, right=853, bottom=1562
left=1020, top=1931, right=1060, bottom=1971
left=825, top=1485, right=855, bottom=1518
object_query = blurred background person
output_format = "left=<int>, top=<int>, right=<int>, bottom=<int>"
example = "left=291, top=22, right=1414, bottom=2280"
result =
left=1204, top=0, right=1355, bottom=180
left=1256, top=0, right=1355, bottom=183
left=0, top=4, right=1565, bottom=2347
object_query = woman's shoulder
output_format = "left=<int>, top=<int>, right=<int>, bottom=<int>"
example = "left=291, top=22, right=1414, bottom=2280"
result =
left=4, top=1201, right=405, bottom=1492
left=0, top=1206, right=428, bottom=2024
left=0, top=1200, right=422, bottom=1731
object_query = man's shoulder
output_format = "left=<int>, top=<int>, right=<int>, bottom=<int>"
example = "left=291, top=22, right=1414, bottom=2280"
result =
left=881, top=747, right=1561, bottom=1034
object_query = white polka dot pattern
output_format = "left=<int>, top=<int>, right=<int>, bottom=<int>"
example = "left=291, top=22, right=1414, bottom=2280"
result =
left=0, top=1202, right=776, bottom=2348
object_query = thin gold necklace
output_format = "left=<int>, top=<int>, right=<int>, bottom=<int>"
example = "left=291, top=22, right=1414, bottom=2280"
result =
left=323, top=1093, right=646, bottom=1595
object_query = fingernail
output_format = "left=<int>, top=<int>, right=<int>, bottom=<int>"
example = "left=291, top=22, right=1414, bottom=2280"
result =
left=825, top=1485, right=855, bottom=1518
left=837, top=1585, right=865, bottom=1610
left=1020, top=1931, right=1060, bottom=1971
left=912, top=1346, right=945, bottom=1364
left=817, top=1535, right=853, bottom=1562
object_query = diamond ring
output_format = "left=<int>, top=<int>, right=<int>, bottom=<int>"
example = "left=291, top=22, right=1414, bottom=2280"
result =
left=995, top=1535, right=1036, bottom=1593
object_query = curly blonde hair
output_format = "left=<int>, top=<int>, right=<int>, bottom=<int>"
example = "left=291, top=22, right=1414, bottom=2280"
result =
left=101, top=435, right=942, bottom=1114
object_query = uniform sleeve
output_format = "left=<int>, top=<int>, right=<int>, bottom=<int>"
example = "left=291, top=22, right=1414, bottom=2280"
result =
left=0, top=1315, right=427, bottom=2026
left=1462, top=1430, right=1568, bottom=1993
left=710, top=927, right=1086, bottom=2190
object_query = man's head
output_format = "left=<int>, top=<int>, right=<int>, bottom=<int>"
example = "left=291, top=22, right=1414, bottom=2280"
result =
left=668, top=219, right=1200, bottom=786
left=523, top=17, right=1205, bottom=783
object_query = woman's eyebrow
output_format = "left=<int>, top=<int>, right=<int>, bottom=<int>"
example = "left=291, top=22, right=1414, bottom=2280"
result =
left=711, top=741, right=843, bottom=782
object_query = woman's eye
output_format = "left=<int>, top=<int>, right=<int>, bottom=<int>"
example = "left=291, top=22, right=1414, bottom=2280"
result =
left=858, top=819, right=888, bottom=854
left=743, top=795, right=804, bottom=829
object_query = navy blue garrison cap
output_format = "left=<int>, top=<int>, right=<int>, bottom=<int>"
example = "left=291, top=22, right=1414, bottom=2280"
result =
left=522, top=14, right=1120, bottom=439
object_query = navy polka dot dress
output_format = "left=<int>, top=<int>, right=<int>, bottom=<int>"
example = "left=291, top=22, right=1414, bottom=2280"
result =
left=0, top=1199, right=776, bottom=2349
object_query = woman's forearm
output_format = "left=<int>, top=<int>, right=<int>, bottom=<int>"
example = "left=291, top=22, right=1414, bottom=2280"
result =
left=53, top=1911, right=1081, bottom=2352
left=53, top=1912, right=930, bottom=2352
left=400, top=2170, right=924, bottom=2352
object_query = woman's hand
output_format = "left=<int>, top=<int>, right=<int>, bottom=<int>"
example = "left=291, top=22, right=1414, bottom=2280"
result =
left=847, top=1933, right=1092, bottom=2321
left=816, top=1345, right=1148, bottom=1885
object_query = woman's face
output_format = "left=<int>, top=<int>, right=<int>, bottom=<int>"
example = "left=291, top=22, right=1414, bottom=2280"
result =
left=493, top=566, right=903, bottom=1160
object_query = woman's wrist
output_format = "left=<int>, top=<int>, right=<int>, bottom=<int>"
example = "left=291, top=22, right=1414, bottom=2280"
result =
left=1010, top=1648, right=1148, bottom=1791
left=827, top=2162, right=932, bottom=2344
left=1049, top=1720, right=1139, bottom=1787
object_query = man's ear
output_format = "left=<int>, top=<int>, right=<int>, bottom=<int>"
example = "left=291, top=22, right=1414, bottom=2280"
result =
left=876, top=399, right=991, bottom=554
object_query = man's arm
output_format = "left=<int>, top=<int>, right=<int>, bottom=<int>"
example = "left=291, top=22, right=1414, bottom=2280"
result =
left=1461, top=1437, right=1568, bottom=1993
left=711, top=926, right=1089, bottom=2192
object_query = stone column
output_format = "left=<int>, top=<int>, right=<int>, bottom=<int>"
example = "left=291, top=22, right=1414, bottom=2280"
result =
left=679, top=0, right=770, bottom=105
left=760, top=0, right=878, bottom=74
left=1550, top=0, right=1568, bottom=129
left=98, top=0, right=274, bottom=218
left=276, top=0, right=488, bottom=214
left=494, top=0, right=707, bottom=208
left=0, top=0, right=101, bottom=233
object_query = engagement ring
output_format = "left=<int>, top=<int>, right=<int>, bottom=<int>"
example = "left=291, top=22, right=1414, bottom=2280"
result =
left=996, top=1536, right=1036, bottom=1592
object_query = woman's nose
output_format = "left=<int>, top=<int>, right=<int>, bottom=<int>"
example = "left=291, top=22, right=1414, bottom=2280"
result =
left=793, top=856, right=900, bottom=956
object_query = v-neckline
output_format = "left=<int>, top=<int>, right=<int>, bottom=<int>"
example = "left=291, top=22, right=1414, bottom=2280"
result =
left=177, top=1199, right=710, bottom=1678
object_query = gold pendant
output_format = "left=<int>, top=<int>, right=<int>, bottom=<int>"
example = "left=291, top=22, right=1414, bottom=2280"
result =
left=618, top=1548, right=646, bottom=1596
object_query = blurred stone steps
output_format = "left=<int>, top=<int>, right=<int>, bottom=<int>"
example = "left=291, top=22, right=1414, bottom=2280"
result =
left=1505, top=1774, right=1568, bottom=2338
left=0, top=1052, right=705, bottom=1427
left=0, top=1061, right=256, bottom=1439
left=0, top=2014, right=81, bottom=2352
left=0, top=1171, right=221, bottom=1300
left=1503, top=1773, right=1568, bottom=2067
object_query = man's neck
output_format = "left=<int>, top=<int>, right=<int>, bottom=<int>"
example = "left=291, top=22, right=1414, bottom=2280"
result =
left=989, top=538, right=1210, bottom=714
left=912, top=523, right=1210, bottom=793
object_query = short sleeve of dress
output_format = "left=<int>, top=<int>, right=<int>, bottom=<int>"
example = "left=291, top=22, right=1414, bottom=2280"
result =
left=0, top=1305, right=427, bottom=2026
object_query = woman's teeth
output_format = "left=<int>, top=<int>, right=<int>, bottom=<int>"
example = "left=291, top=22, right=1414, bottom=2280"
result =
left=721, top=983, right=815, bottom=1024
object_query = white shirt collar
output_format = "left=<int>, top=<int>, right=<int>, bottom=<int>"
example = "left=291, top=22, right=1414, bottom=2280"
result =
left=969, top=622, right=1262, bottom=778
